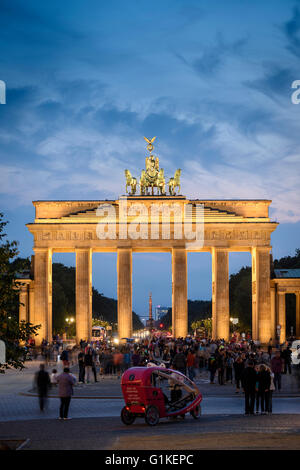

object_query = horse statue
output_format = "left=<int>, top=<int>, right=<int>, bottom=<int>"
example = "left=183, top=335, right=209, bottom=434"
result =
left=168, top=169, right=181, bottom=196
left=139, top=169, right=148, bottom=195
left=157, top=168, right=166, bottom=195
left=125, top=169, right=137, bottom=195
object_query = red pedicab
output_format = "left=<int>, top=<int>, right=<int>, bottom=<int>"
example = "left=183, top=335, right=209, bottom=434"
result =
left=120, top=366, right=202, bottom=426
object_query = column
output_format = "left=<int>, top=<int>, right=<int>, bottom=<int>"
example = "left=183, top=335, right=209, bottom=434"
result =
left=172, top=248, right=188, bottom=338
left=211, top=248, right=229, bottom=341
left=270, top=285, right=276, bottom=344
left=19, top=285, right=28, bottom=323
left=29, top=282, right=35, bottom=324
left=296, top=293, right=300, bottom=338
left=76, top=249, right=92, bottom=343
left=252, top=247, right=271, bottom=343
left=34, top=248, right=52, bottom=344
left=277, top=292, right=286, bottom=343
left=117, top=248, right=132, bottom=340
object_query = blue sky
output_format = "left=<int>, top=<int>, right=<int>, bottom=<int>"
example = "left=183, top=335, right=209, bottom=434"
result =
left=0, top=0, right=300, bottom=316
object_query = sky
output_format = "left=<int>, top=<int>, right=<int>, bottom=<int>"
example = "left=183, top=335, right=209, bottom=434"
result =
left=0, top=0, right=299, bottom=316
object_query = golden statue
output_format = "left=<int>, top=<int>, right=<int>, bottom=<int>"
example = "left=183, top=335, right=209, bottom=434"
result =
left=124, top=169, right=137, bottom=195
left=168, top=169, right=181, bottom=196
left=124, top=137, right=181, bottom=196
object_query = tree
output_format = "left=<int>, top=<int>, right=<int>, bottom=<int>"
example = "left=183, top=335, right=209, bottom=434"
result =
left=229, top=266, right=252, bottom=329
left=191, top=318, right=212, bottom=336
left=0, top=213, right=40, bottom=372
left=92, top=319, right=110, bottom=328
left=51, top=263, right=144, bottom=333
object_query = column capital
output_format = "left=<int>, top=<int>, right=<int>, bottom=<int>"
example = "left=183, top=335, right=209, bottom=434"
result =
left=34, top=247, right=52, bottom=253
left=251, top=246, right=272, bottom=253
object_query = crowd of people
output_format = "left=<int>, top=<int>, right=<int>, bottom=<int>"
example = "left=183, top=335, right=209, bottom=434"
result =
left=32, top=333, right=295, bottom=419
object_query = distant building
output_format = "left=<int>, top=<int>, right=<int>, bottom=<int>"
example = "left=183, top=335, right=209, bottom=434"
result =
left=155, top=306, right=169, bottom=321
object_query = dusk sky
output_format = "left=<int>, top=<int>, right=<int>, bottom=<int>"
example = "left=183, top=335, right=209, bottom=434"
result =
left=0, top=0, right=300, bottom=317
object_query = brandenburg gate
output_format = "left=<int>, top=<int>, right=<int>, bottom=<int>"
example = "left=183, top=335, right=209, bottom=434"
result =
left=20, top=137, right=279, bottom=344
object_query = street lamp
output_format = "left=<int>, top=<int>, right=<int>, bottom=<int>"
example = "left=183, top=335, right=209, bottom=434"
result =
left=65, top=317, right=75, bottom=339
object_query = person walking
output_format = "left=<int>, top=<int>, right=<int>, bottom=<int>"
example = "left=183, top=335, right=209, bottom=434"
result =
left=35, top=364, right=51, bottom=412
left=242, top=361, right=257, bottom=416
left=56, top=367, right=76, bottom=420
left=271, top=350, right=284, bottom=391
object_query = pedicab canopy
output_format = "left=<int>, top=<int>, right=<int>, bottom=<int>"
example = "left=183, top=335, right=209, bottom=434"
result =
left=121, top=367, right=202, bottom=417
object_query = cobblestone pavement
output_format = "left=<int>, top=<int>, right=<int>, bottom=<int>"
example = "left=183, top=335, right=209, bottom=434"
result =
left=1, top=361, right=300, bottom=422
left=1, top=363, right=300, bottom=449
left=1, top=415, right=300, bottom=450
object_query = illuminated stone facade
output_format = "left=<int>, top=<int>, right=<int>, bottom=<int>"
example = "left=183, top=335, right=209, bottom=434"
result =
left=20, top=196, right=279, bottom=344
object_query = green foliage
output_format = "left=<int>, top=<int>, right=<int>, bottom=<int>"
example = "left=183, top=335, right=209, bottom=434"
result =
left=229, top=266, right=252, bottom=329
left=92, top=319, right=110, bottom=328
left=0, top=213, right=40, bottom=372
left=191, top=318, right=212, bottom=335
left=160, top=300, right=212, bottom=329
left=273, top=249, right=300, bottom=269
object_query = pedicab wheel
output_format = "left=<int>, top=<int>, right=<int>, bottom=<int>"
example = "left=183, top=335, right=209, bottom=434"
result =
left=145, top=405, right=160, bottom=426
left=190, top=405, right=201, bottom=419
left=121, top=407, right=136, bottom=425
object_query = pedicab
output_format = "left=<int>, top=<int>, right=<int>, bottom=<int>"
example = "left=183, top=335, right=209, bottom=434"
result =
left=120, top=367, right=202, bottom=426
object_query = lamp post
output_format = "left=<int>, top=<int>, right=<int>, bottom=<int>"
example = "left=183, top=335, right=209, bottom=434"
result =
left=65, top=317, right=75, bottom=339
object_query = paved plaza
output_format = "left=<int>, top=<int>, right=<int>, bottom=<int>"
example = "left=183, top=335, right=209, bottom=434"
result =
left=1, top=361, right=300, bottom=449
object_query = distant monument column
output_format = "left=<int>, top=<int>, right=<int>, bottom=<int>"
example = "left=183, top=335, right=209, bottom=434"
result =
left=117, top=248, right=132, bottom=340
left=33, top=248, right=52, bottom=344
left=211, top=248, right=229, bottom=341
left=149, top=292, right=153, bottom=329
left=76, top=248, right=92, bottom=343
left=252, top=247, right=272, bottom=343
left=172, top=248, right=188, bottom=338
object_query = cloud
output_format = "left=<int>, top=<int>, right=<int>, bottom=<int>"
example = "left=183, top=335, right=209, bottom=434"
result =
left=283, top=6, right=300, bottom=57
left=175, top=33, right=248, bottom=77
left=244, top=65, right=296, bottom=102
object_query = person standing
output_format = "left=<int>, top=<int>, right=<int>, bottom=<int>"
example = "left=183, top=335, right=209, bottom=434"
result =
left=265, top=365, right=275, bottom=414
left=242, top=361, right=257, bottom=416
left=35, top=364, right=51, bottom=412
left=216, top=349, right=226, bottom=385
left=187, top=349, right=196, bottom=381
left=60, top=349, right=69, bottom=367
left=225, top=353, right=234, bottom=384
left=172, top=348, right=187, bottom=375
left=56, top=367, right=76, bottom=420
left=84, top=347, right=93, bottom=383
left=208, top=354, right=217, bottom=384
left=233, top=356, right=245, bottom=393
left=271, top=350, right=284, bottom=391
left=282, top=346, right=292, bottom=375
left=78, top=348, right=85, bottom=383
left=257, top=364, right=271, bottom=415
